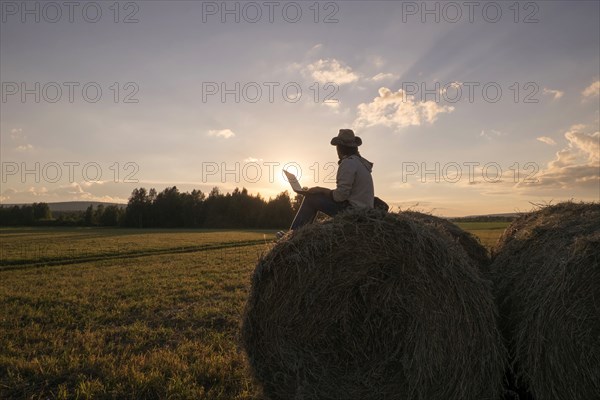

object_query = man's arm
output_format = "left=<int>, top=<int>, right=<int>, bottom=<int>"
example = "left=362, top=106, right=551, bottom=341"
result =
left=331, top=158, right=357, bottom=202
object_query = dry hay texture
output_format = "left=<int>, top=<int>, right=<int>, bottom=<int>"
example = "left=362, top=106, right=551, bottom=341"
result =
left=489, top=202, right=600, bottom=399
left=400, top=211, right=491, bottom=270
left=242, top=209, right=506, bottom=400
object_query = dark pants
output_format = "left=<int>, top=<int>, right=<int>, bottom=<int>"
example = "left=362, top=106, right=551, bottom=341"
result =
left=290, top=193, right=349, bottom=230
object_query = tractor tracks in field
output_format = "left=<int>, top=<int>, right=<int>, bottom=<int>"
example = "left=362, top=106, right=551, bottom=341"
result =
left=0, top=239, right=270, bottom=271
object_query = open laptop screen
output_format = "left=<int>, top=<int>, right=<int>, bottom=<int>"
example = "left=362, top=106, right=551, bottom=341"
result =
left=283, top=170, right=304, bottom=193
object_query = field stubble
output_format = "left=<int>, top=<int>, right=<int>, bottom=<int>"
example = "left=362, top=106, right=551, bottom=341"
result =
left=0, top=224, right=506, bottom=399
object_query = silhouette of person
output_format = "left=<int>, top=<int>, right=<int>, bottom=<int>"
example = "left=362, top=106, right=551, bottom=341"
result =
left=281, top=129, right=375, bottom=236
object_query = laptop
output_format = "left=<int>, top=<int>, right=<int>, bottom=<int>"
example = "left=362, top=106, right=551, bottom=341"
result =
left=283, top=170, right=309, bottom=195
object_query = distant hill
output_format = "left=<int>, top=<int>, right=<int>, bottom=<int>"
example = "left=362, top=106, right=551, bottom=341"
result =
left=450, top=212, right=522, bottom=222
left=0, top=201, right=127, bottom=212
left=460, top=212, right=522, bottom=219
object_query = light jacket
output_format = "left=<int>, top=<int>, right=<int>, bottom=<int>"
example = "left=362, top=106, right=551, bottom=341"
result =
left=331, top=155, right=375, bottom=208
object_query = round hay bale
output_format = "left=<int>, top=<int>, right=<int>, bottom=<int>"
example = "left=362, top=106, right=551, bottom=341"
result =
left=489, top=202, right=600, bottom=399
left=242, top=209, right=506, bottom=400
left=402, top=211, right=490, bottom=269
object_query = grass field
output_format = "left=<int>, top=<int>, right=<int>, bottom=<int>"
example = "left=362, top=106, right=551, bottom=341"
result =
left=454, top=221, right=510, bottom=250
left=0, top=222, right=509, bottom=399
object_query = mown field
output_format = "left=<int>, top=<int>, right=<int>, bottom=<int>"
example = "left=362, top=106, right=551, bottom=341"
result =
left=0, top=222, right=509, bottom=399
left=454, top=221, right=510, bottom=250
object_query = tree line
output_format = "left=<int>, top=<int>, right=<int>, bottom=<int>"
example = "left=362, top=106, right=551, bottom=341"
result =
left=122, top=186, right=299, bottom=228
left=0, top=186, right=300, bottom=229
left=0, top=203, right=53, bottom=226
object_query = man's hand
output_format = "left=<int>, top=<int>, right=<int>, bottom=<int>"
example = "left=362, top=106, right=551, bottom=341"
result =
left=307, top=186, right=331, bottom=195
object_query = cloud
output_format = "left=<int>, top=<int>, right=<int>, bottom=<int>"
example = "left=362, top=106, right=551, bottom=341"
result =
left=207, top=129, right=235, bottom=139
left=243, top=157, right=263, bottom=163
left=439, top=81, right=463, bottom=96
left=309, top=43, right=323, bottom=53
left=15, top=144, right=33, bottom=152
left=286, top=62, right=303, bottom=74
left=390, top=181, right=413, bottom=189
left=9, top=128, right=24, bottom=140
left=6, top=128, right=33, bottom=151
left=480, top=129, right=504, bottom=140
left=322, top=101, right=340, bottom=110
left=0, top=182, right=128, bottom=204
left=371, top=56, right=385, bottom=68
left=536, top=136, right=556, bottom=145
left=582, top=80, right=599, bottom=99
left=0, top=188, right=17, bottom=202
left=354, top=87, right=454, bottom=131
left=371, top=72, right=398, bottom=82
left=564, top=125, right=599, bottom=162
left=520, top=125, right=599, bottom=190
left=306, top=59, right=359, bottom=85
left=542, top=88, right=564, bottom=100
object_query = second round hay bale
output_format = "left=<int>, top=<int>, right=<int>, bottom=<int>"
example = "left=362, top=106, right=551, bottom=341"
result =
left=490, top=202, right=600, bottom=399
left=242, top=209, right=506, bottom=400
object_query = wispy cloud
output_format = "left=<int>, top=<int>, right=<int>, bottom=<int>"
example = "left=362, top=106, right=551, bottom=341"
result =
left=371, top=72, right=397, bottom=82
left=439, top=81, right=463, bottom=96
left=536, top=136, right=556, bottom=145
left=15, top=144, right=33, bottom=152
left=306, top=59, right=359, bottom=85
left=480, top=129, right=504, bottom=140
left=309, top=43, right=323, bottom=53
left=207, top=129, right=235, bottom=139
left=354, top=87, right=454, bottom=131
left=6, top=127, right=33, bottom=151
left=582, top=80, right=599, bottom=99
left=322, top=101, right=341, bottom=110
left=9, top=128, right=24, bottom=140
left=0, top=182, right=128, bottom=204
left=371, top=56, right=385, bottom=68
left=520, top=125, right=599, bottom=189
left=542, top=88, right=564, bottom=100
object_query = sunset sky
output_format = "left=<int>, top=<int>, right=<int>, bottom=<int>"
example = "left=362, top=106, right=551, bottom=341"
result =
left=1, top=0, right=599, bottom=216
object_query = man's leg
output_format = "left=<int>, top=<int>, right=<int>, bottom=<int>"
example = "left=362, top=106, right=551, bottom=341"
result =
left=290, top=193, right=347, bottom=230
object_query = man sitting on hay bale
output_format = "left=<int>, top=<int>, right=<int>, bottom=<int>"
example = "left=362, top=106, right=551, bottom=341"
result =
left=278, top=129, right=376, bottom=238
